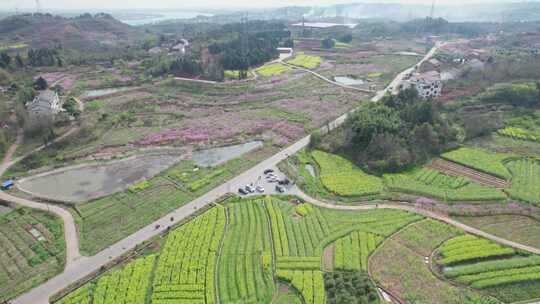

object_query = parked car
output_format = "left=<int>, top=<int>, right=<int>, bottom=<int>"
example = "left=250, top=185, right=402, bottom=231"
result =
left=278, top=179, right=290, bottom=185
left=275, top=185, right=286, bottom=193
left=267, top=177, right=278, bottom=183
left=264, top=169, right=274, bottom=175
left=238, top=188, right=248, bottom=195
left=256, top=185, right=265, bottom=193
left=245, top=185, right=255, bottom=193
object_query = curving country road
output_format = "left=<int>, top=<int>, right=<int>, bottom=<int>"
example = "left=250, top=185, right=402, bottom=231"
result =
left=12, top=43, right=444, bottom=304
left=292, top=191, right=540, bottom=255
left=0, top=130, right=83, bottom=267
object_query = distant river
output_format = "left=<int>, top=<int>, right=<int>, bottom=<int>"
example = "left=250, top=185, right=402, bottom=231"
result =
left=115, top=11, right=213, bottom=26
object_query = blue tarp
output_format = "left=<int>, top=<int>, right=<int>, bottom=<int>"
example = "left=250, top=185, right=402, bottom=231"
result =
left=1, top=180, right=14, bottom=189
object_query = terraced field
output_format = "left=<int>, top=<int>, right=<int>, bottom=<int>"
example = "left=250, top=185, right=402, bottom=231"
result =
left=441, top=147, right=513, bottom=179
left=438, top=235, right=540, bottom=302
left=384, top=168, right=506, bottom=202
left=255, top=63, right=291, bottom=77
left=57, top=196, right=423, bottom=304
left=429, top=158, right=509, bottom=188
left=311, top=150, right=383, bottom=198
left=286, top=53, right=322, bottom=69
left=370, top=219, right=476, bottom=303
left=505, top=159, right=540, bottom=206
left=0, top=208, right=65, bottom=302
left=333, top=231, right=383, bottom=271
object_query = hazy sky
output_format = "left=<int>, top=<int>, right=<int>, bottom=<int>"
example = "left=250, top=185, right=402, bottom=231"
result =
left=0, top=0, right=529, bottom=10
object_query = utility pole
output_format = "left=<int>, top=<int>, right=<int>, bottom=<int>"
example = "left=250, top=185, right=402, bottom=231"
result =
left=240, top=12, right=250, bottom=95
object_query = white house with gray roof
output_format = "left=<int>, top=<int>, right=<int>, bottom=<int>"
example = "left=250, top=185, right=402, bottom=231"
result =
left=26, top=90, right=61, bottom=119
left=404, top=71, right=442, bottom=99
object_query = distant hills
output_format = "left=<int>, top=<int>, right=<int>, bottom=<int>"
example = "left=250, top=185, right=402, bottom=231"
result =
left=0, top=13, right=142, bottom=51
left=189, top=2, right=540, bottom=24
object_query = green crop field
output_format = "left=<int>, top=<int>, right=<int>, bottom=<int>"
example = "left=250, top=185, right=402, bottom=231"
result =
left=60, top=255, right=156, bottom=304
left=224, top=70, right=241, bottom=79
left=505, top=159, right=540, bottom=206
left=286, top=53, right=322, bottom=69
left=384, top=168, right=506, bottom=202
left=498, top=127, right=540, bottom=143
left=498, top=110, right=540, bottom=143
left=0, top=43, right=27, bottom=51
left=333, top=231, right=383, bottom=271
left=255, top=63, right=291, bottom=77
left=438, top=235, right=540, bottom=302
left=218, top=201, right=274, bottom=303
left=441, top=147, right=513, bottom=179
left=370, top=219, right=481, bottom=303
left=0, top=208, right=65, bottom=302
left=58, top=196, right=423, bottom=304
left=77, top=147, right=275, bottom=256
left=437, top=235, right=515, bottom=266
left=312, top=150, right=384, bottom=198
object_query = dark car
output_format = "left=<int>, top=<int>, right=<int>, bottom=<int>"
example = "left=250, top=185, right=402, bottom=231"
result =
left=238, top=188, right=248, bottom=195
left=264, top=169, right=274, bottom=175
left=278, top=179, right=290, bottom=185
left=275, top=185, right=286, bottom=193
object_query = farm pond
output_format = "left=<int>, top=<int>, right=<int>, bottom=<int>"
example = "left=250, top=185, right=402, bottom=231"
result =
left=192, top=140, right=263, bottom=167
left=81, top=87, right=131, bottom=98
left=334, top=76, right=365, bottom=86
left=17, top=154, right=180, bottom=203
left=16, top=141, right=263, bottom=203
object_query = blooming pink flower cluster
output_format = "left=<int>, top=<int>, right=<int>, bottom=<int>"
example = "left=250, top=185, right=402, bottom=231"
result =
left=35, top=72, right=77, bottom=90
left=136, top=112, right=305, bottom=147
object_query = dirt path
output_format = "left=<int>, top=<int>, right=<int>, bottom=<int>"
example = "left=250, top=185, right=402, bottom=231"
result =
left=280, top=61, right=373, bottom=93
left=0, top=132, right=83, bottom=267
left=292, top=190, right=540, bottom=256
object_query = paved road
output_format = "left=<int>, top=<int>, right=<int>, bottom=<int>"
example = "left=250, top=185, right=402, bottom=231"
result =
left=13, top=44, right=442, bottom=304
left=292, top=191, right=540, bottom=255
left=0, top=130, right=83, bottom=267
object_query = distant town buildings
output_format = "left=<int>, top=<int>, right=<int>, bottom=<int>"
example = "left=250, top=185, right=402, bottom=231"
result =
left=148, top=47, right=163, bottom=55
left=404, top=71, right=442, bottom=99
left=171, top=39, right=189, bottom=55
left=26, top=90, right=61, bottom=119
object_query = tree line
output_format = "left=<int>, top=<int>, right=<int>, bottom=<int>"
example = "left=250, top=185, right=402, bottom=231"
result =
left=0, top=47, right=63, bottom=70
left=314, top=88, right=459, bottom=174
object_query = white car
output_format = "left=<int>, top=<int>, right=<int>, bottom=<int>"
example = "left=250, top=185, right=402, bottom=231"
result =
left=256, top=186, right=265, bottom=193
left=245, top=185, right=255, bottom=193
left=267, top=177, right=278, bottom=183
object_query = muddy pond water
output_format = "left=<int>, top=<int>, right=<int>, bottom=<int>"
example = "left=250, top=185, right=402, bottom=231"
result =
left=334, top=76, right=365, bottom=86
left=192, top=141, right=263, bottom=167
left=18, top=141, right=264, bottom=203
left=18, top=154, right=180, bottom=203
left=81, top=87, right=131, bottom=99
